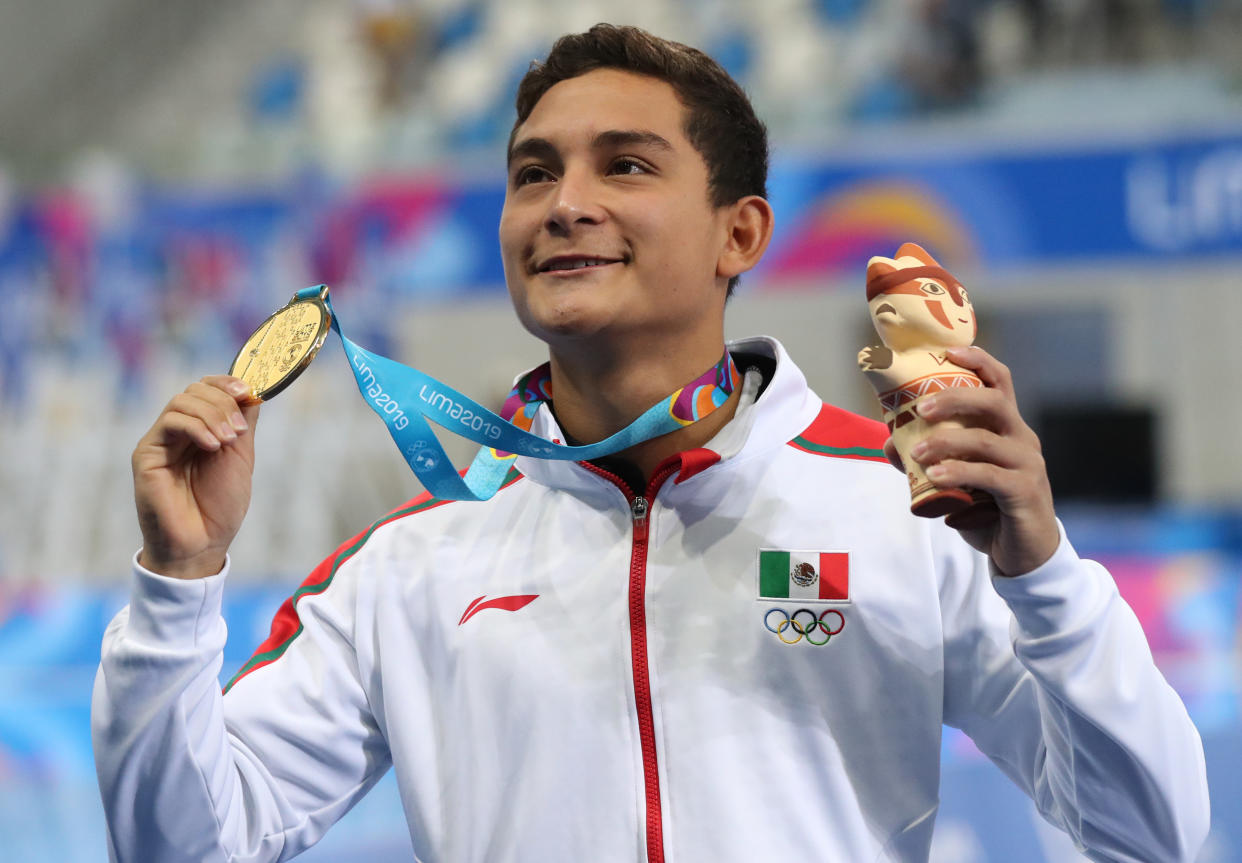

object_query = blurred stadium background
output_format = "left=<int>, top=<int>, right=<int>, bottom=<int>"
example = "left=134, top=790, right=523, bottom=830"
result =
left=1, top=0, right=1240, bottom=860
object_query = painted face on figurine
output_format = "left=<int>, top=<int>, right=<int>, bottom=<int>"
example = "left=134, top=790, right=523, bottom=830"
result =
left=868, top=276, right=976, bottom=350
left=859, top=242, right=987, bottom=520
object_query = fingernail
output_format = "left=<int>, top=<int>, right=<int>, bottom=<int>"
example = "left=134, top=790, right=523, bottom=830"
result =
left=217, top=422, right=237, bottom=442
left=226, top=379, right=252, bottom=398
left=926, top=464, right=947, bottom=481
left=910, top=441, right=928, bottom=459
left=916, top=396, right=937, bottom=417
left=230, top=412, right=248, bottom=432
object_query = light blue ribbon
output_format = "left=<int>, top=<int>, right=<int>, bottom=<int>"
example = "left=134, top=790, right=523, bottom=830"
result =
left=304, top=287, right=737, bottom=501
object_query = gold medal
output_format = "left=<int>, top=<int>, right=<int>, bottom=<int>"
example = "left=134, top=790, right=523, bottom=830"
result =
left=229, top=285, right=332, bottom=401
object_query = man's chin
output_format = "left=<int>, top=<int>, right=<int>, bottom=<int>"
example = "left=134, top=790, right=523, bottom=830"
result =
left=525, top=317, right=615, bottom=345
left=509, top=291, right=618, bottom=340
left=513, top=303, right=607, bottom=344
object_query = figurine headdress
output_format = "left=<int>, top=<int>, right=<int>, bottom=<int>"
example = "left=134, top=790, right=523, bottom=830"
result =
left=865, top=243, right=967, bottom=307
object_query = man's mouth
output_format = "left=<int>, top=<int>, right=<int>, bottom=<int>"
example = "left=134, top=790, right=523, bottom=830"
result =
left=875, top=303, right=896, bottom=315
left=536, top=255, right=625, bottom=274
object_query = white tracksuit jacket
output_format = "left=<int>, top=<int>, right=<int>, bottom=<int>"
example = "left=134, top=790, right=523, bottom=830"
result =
left=93, top=337, right=1209, bottom=863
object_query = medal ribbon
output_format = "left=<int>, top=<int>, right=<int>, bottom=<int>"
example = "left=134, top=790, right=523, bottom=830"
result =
left=303, top=286, right=740, bottom=501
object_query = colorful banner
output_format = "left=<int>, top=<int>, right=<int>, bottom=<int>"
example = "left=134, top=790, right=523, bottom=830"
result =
left=4, top=127, right=1242, bottom=412
left=5, top=128, right=1242, bottom=307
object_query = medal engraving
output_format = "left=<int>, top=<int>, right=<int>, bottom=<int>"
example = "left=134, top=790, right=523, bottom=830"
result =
left=229, top=287, right=331, bottom=401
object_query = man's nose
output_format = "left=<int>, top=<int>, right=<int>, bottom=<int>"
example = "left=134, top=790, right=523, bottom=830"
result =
left=545, top=168, right=605, bottom=234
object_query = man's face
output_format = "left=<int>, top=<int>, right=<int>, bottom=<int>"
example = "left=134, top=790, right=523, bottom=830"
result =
left=500, top=68, right=733, bottom=347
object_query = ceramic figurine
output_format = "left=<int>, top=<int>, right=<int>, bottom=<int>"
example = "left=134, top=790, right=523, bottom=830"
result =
left=858, top=243, right=989, bottom=518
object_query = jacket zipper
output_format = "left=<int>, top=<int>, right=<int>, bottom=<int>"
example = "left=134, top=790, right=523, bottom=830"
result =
left=583, top=459, right=681, bottom=863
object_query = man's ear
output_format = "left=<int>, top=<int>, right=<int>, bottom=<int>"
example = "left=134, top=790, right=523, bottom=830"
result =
left=716, top=195, right=774, bottom=281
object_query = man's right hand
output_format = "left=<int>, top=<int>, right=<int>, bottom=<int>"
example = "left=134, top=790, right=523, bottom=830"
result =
left=132, top=375, right=261, bottom=580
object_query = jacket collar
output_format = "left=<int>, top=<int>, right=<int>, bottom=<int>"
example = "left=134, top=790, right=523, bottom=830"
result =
left=513, top=336, right=820, bottom=494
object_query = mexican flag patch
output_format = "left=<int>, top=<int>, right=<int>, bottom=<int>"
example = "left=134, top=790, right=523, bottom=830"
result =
left=758, top=549, right=849, bottom=602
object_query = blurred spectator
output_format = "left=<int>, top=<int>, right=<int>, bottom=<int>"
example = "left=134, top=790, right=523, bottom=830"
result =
left=359, top=2, right=433, bottom=110
left=902, top=0, right=985, bottom=110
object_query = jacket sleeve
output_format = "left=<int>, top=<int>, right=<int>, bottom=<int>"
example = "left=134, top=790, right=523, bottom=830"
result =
left=92, top=555, right=390, bottom=863
left=937, top=522, right=1210, bottom=862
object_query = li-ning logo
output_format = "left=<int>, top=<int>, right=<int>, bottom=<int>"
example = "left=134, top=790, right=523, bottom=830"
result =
left=458, top=594, right=539, bottom=626
left=764, top=608, right=845, bottom=645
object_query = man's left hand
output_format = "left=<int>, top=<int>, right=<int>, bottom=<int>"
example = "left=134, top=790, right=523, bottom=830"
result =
left=886, top=345, right=1060, bottom=577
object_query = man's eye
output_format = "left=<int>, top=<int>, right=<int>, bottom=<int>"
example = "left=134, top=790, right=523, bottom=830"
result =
left=515, top=166, right=553, bottom=185
left=920, top=282, right=945, bottom=295
left=609, top=158, right=648, bottom=175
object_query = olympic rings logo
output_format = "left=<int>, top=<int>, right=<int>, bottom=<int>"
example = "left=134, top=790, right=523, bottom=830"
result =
left=764, top=608, right=845, bottom=645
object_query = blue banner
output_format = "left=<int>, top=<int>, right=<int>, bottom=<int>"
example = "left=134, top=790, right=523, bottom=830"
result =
left=761, top=128, right=1242, bottom=280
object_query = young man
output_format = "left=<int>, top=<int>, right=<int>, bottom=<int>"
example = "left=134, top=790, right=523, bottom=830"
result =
left=94, top=24, right=1209, bottom=863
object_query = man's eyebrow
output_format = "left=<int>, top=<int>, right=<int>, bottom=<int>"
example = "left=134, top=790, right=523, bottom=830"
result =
left=591, top=129, right=674, bottom=152
left=507, top=129, right=674, bottom=166
left=508, top=136, right=558, bottom=168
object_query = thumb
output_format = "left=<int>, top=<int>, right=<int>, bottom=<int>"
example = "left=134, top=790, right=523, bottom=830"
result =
left=240, top=399, right=261, bottom=432
left=883, top=437, right=904, bottom=473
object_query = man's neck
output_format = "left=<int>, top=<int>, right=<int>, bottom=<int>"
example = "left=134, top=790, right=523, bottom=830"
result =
left=546, top=338, right=741, bottom=488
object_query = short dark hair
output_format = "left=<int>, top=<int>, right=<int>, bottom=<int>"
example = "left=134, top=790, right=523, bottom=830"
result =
left=511, top=24, right=769, bottom=295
